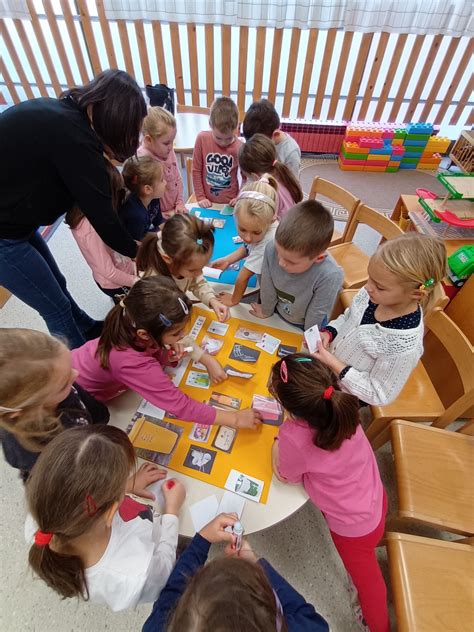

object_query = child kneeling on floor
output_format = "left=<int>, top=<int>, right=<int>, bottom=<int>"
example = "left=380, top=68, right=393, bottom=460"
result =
left=270, top=354, right=389, bottom=632
left=26, top=425, right=183, bottom=611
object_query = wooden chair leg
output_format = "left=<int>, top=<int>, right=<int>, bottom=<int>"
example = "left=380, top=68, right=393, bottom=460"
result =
left=365, top=417, right=390, bottom=441
left=370, top=425, right=392, bottom=450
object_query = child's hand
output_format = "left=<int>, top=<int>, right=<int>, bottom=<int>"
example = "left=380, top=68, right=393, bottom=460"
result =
left=209, top=298, right=229, bottom=322
left=168, top=342, right=189, bottom=363
left=163, top=478, right=186, bottom=516
left=199, top=512, right=238, bottom=544
left=127, top=463, right=167, bottom=500
left=320, top=330, right=332, bottom=349
left=211, top=257, right=230, bottom=271
left=312, top=340, right=346, bottom=375
left=217, top=291, right=238, bottom=307
left=162, top=210, right=176, bottom=220
left=236, top=408, right=262, bottom=429
left=225, top=539, right=258, bottom=562
left=198, top=198, right=212, bottom=208
left=201, top=354, right=227, bottom=384
left=249, top=302, right=269, bottom=319
left=175, top=204, right=188, bottom=214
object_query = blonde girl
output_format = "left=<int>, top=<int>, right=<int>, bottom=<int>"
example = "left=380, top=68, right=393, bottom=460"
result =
left=120, top=155, right=167, bottom=240
left=138, top=106, right=187, bottom=218
left=315, top=233, right=447, bottom=406
left=211, top=175, right=279, bottom=306
left=238, top=134, right=303, bottom=220
left=26, top=424, right=185, bottom=610
left=136, top=214, right=229, bottom=322
left=0, top=328, right=109, bottom=479
left=72, top=276, right=261, bottom=430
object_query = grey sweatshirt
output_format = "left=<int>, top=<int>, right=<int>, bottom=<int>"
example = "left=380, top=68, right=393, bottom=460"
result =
left=260, top=242, right=344, bottom=329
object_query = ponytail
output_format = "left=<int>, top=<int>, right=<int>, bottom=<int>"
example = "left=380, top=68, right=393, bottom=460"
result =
left=136, top=232, right=170, bottom=277
left=29, top=543, right=87, bottom=599
left=272, top=161, right=303, bottom=205
left=270, top=353, right=360, bottom=450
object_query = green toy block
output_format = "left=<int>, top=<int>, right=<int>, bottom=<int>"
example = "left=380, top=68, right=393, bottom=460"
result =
left=385, top=167, right=399, bottom=172
left=401, top=157, right=420, bottom=164
left=405, top=133, right=431, bottom=141
left=393, top=129, right=407, bottom=138
left=340, top=150, right=367, bottom=161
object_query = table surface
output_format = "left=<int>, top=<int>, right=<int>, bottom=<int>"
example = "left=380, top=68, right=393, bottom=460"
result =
left=174, top=112, right=209, bottom=153
left=108, top=299, right=308, bottom=538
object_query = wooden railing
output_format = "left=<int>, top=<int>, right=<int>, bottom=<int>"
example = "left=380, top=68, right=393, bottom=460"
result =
left=1, top=0, right=473, bottom=128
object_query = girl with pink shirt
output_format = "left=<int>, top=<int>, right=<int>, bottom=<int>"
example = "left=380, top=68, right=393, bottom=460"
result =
left=270, top=354, right=389, bottom=632
left=72, top=276, right=261, bottom=431
left=239, top=134, right=303, bottom=220
left=137, top=107, right=187, bottom=219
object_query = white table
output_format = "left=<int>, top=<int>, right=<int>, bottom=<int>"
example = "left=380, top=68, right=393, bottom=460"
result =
left=108, top=301, right=308, bottom=538
left=174, top=112, right=209, bottom=154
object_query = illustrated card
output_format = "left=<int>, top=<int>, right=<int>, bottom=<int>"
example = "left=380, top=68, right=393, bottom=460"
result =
left=235, top=326, right=263, bottom=343
left=189, top=423, right=212, bottom=443
left=184, top=445, right=217, bottom=474
left=201, top=334, right=224, bottom=355
left=208, top=321, right=230, bottom=336
left=228, top=262, right=240, bottom=271
left=185, top=371, right=211, bottom=389
left=304, top=324, right=321, bottom=353
left=225, top=469, right=264, bottom=503
left=223, top=364, right=255, bottom=379
left=212, top=426, right=237, bottom=453
left=210, top=391, right=241, bottom=410
left=220, top=204, right=234, bottom=216
left=277, top=344, right=297, bottom=358
left=229, top=343, right=260, bottom=363
left=252, top=394, right=284, bottom=426
left=232, top=235, right=244, bottom=244
left=256, top=332, right=281, bottom=355
left=212, top=218, right=226, bottom=228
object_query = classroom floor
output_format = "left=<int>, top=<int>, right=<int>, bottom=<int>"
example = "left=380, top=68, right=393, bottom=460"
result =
left=0, top=218, right=450, bottom=631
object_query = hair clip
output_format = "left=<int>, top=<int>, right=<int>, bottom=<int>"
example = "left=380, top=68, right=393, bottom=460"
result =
left=0, top=404, right=22, bottom=413
left=178, top=297, right=189, bottom=315
left=295, top=358, right=312, bottom=363
left=272, top=159, right=278, bottom=166
left=196, top=238, right=203, bottom=246
left=419, top=277, right=435, bottom=290
left=236, top=191, right=276, bottom=210
left=159, top=313, right=172, bottom=327
left=85, top=494, right=98, bottom=517
left=280, top=360, right=288, bottom=383
left=322, top=386, right=334, bottom=400
left=34, top=530, right=53, bottom=547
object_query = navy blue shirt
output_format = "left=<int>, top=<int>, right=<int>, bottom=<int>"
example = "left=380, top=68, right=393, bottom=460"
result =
left=119, top=194, right=163, bottom=241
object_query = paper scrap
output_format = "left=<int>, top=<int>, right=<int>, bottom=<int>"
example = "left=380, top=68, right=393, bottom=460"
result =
left=218, top=491, right=245, bottom=518
left=189, top=495, right=219, bottom=532
left=203, top=266, right=223, bottom=279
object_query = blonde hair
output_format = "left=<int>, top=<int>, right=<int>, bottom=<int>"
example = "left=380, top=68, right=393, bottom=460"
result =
left=234, top=174, right=278, bottom=229
left=142, top=106, right=176, bottom=138
left=0, top=329, right=66, bottom=451
left=122, top=155, right=163, bottom=197
left=209, top=96, right=238, bottom=133
left=375, top=233, right=447, bottom=309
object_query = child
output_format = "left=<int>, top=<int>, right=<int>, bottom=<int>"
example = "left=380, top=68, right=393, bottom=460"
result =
left=136, top=214, right=229, bottom=322
left=72, top=276, right=261, bottom=430
left=66, top=163, right=139, bottom=303
left=192, top=97, right=242, bottom=207
left=270, top=354, right=389, bottom=632
left=239, top=134, right=303, bottom=220
left=138, top=106, right=187, bottom=219
left=315, top=233, right=447, bottom=406
left=0, top=328, right=109, bottom=479
left=211, top=175, right=279, bottom=307
left=143, top=513, right=329, bottom=632
left=120, top=155, right=167, bottom=240
left=242, top=99, right=301, bottom=178
left=250, top=201, right=343, bottom=330
left=26, top=424, right=183, bottom=611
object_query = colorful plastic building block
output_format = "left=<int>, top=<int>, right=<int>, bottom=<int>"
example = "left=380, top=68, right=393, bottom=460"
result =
left=405, top=123, right=433, bottom=135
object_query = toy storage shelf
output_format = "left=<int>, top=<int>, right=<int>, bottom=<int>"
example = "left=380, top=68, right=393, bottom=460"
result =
left=449, top=131, right=474, bottom=174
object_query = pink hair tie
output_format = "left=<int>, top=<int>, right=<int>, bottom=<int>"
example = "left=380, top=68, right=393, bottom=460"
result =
left=272, top=159, right=278, bottom=166
left=323, top=386, right=334, bottom=400
left=280, top=360, right=288, bottom=383
left=35, top=530, right=53, bottom=546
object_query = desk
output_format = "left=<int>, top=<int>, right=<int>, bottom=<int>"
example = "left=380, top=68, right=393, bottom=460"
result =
left=174, top=112, right=209, bottom=163
left=108, top=299, right=308, bottom=538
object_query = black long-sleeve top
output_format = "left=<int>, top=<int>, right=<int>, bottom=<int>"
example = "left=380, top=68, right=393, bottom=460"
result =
left=0, top=97, right=137, bottom=258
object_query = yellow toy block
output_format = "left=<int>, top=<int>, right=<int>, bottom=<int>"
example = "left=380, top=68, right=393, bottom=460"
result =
left=392, top=139, right=404, bottom=145
left=388, top=161, right=401, bottom=167
left=338, top=158, right=365, bottom=171
left=343, top=141, right=369, bottom=154
left=364, top=166, right=387, bottom=171
left=417, top=163, right=438, bottom=170
left=367, top=154, right=390, bottom=161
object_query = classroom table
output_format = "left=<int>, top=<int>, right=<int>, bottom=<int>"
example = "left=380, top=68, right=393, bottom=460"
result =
left=108, top=297, right=308, bottom=538
left=174, top=112, right=209, bottom=163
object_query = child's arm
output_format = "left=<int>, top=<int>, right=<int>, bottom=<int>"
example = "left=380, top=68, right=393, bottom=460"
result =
left=303, top=268, right=344, bottom=331
left=218, top=266, right=254, bottom=307
left=272, top=439, right=288, bottom=483
left=192, top=134, right=211, bottom=207
left=274, top=424, right=306, bottom=484
left=211, top=245, right=247, bottom=271
left=251, top=250, right=277, bottom=318
left=173, top=155, right=187, bottom=213
left=186, top=275, right=228, bottom=322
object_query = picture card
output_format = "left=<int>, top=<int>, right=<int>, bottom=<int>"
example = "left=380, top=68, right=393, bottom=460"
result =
left=304, top=325, right=321, bottom=354
left=228, top=262, right=240, bottom=271
left=184, top=444, right=217, bottom=474
left=232, top=235, right=244, bottom=244
left=235, top=326, right=263, bottom=343
left=212, top=218, right=226, bottom=229
left=209, top=391, right=241, bottom=410
left=185, top=371, right=211, bottom=389
left=189, top=495, right=219, bottom=532
left=218, top=491, right=245, bottom=518
left=212, top=425, right=237, bottom=453
left=201, top=334, right=224, bottom=356
left=252, top=394, right=284, bottom=426
left=229, top=343, right=260, bottom=363
left=256, top=332, right=281, bottom=355
left=193, top=210, right=201, bottom=218
left=277, top=344, right=297, bottom=358
left=189, top=423, right=212, bottom=443
left=225, top=469, right=264, bottom=503
left=223, top=364, right=255, bottom=379
left=202, top=266, right=222, bottom=279
left=208, top=321, right=230, bottom=336
left=220, top=204, right=234, bottom=216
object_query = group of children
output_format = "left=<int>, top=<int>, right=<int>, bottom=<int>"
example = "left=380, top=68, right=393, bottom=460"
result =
left=0, top=94, right=449, bottom=631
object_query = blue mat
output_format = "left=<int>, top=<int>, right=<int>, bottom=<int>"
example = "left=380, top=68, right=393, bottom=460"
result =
left=190, top=207, right=257, bottom=287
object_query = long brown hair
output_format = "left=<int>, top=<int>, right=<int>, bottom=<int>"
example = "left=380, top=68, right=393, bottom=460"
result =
left=27, top=425, right=135, bottom=600
left=96, top=276, right=192, bottom=369
left=270, top=354, right=360, bottom=450
left=167, top=556, right=288, bottom=632
left=0, top=328, right=66, bottom=452
left=136, top=214, right=215, bottom=277
left=239, top=134, right=303, bottom=205
left=122, top=155, right=164, bottom=197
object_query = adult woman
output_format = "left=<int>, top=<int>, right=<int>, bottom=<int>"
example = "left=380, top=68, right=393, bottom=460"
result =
left=0, top=70, right=146, bottom=348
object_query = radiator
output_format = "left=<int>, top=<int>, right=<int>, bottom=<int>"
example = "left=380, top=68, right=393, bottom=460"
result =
left=280, top=119, right=347, bottom=153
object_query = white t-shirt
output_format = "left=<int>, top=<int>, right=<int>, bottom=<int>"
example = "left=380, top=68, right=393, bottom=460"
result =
left=244, top=220, right=279, bottom=277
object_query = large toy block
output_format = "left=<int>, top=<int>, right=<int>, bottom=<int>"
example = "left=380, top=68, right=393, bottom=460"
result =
left=381, top=130, right=394, bottom=139
left=364, top=159, right=389, bottom=167
left=392, top=138, right=404, bottom=145
left=386, top=166, right=399, bottom=172
left=404, top=139, right=428, bottom=147
left=393, top=128, right=407, bottom=139
left=405, top=133, right=431, bottom=141
left=342, top=141, right=369, bottom=154
left=403, top=150, right=423, bottom=158
left=405, top=122, right=433, bottom=135
left=424, top=137, right=450, bottom=152
left=367, top=154, right=391, bottom=161
left=339, top=157, right=368, bottom=166
left=401, top=156, right=420, bottom=163
left=368, top=147, right=391, bottom=155
left=399, top=162, right=417, bottom=169
left=338, top=158, right=365, bottom=171
left=391, top=146, right=405, bottom=156
left=365, top=166, right=387, bottom=172
left=359, top=137, right=384, bottom=148
left=420, top=152, right=441, bottom=163
left=340, top=150, right=367, bottom=160
left=417, top=163, right=438, bottom=170
left=388, top=160, right=401, bottom=167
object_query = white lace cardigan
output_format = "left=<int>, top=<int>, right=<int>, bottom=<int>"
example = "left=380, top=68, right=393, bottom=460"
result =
left=328, top=288, right=424, bottom=406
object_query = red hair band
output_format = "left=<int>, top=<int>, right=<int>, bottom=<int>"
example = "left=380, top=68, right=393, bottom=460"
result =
left=280, top=360, right=288, bottom=383
left=272, top=159, right=278, bottom=166
left=35, top=530, right=53, bottom=546
left=323, top=386, right=334, bottom=400
left=85, top=493, right=99, bottom=517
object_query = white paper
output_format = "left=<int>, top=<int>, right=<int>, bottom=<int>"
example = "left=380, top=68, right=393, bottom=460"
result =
left=304, top=324, right=321, bottom=353
left=147, top=478, right=167, bottom=509
left=189, top=495, right=219, bottom=532
left=203, top=266, right=223, bottom=279
left=218, top=491, right=245, bottom=518
left=256, top=332, right=281, bottom=355
left=136, top=399, right=166, bottom=419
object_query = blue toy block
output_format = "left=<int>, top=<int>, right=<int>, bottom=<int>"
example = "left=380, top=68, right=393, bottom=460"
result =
left=405, top=122, right=433, bottom=135
left=399, top=163, right=417, bottom=169
left=389, top=156, right=402, bottom=162
left=403, top=150, right=424, bottom=158
left=404, top=140, right=428, bottom=147
left=369, top=147, right=392, bottom=154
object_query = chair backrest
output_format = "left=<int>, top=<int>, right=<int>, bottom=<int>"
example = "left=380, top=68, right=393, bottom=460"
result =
left=186, top=157, right=193, bottom=198
left=308, top=177, right=360, bottom=243
left=344, top=203, right=404, bottom=243
left=176, top=104, right=211, bottom=115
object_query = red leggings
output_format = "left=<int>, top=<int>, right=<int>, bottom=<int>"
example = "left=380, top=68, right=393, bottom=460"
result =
left=330, top=490, right=389, bottom=632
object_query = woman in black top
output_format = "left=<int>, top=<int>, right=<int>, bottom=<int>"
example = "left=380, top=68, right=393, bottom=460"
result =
left=0, top=70, right=145, bottom=348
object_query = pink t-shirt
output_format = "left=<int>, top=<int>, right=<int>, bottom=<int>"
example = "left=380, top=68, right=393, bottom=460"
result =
left=72, top=339, right=216, bottom=425
left=192, top=131, right=242, bottom=203
left=278, top=420, right=383, bottom=536
left=276, top=181, right=296, bottom=220
left=137, top=146, right=184, bottom=215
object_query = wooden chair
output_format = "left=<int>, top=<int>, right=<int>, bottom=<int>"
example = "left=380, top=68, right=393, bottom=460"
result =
left=186, top=157, right=196, bottom=203
left=176, top=104, right=211, bottom=115
left=389, top=420, right=474, bottom=536
left=367, top=308, right=474, bottom=449
left=328, top=203, right=404, bottom=288
left=386, top=532, right=474, bottom=632
left=308, top=176, right=360, bottom=246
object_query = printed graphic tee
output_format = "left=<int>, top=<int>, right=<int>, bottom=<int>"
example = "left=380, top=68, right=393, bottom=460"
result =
left=192, top=131, right=242, bottom=203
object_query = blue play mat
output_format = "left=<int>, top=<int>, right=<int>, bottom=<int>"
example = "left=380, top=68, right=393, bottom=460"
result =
left=190, top=207, right=257, bottom=287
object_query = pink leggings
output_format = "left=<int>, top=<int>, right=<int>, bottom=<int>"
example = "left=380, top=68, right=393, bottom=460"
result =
left=330, top=490, right=390, bottom=632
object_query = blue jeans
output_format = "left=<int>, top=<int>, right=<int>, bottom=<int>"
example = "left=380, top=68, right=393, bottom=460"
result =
left=0, top=231, right=95, bottom=348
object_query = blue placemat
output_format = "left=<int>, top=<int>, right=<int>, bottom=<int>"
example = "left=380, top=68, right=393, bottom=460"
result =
left=190, top=207, right=256, bottom=287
